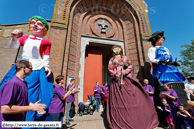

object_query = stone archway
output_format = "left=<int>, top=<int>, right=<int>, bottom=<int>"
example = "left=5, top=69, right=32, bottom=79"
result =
left=49, top=0, right=153, bottom=104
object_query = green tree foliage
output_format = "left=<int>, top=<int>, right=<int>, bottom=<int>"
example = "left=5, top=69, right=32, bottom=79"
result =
left=179, top=40, right=194, bottom=77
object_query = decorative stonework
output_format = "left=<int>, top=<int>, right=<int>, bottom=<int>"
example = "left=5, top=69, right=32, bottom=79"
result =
left=98, top=20, right=108, bottom=33
left=48, top=0, right=152, bottom=105
left=53, top=0, right=151, bottom=35
left=89, top=15, right=116, bottom=38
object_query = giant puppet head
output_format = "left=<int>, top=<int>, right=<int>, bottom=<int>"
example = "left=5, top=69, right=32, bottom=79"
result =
left=111, top=45, right=123, bottom=57
left=29, top=16, right=49, bottom=37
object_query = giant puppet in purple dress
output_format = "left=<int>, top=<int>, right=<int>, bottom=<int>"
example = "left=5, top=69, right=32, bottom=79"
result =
left=106, top=45, right=159, bottom=129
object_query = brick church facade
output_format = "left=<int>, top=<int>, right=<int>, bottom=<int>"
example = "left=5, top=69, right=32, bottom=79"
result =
left=0, top=0, right=153, bottom=105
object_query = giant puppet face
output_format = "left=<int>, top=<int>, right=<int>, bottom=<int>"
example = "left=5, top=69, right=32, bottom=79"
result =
left=112, top=47, right=123, bottom=57
left=30, top=19, right=44, bottom=37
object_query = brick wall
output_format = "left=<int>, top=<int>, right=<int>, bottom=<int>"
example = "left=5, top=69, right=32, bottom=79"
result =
left=0, top=0, right=153, bottom=111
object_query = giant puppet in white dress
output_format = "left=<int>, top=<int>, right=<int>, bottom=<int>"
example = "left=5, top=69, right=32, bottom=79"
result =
left=0, top=16, right=54, bottom=126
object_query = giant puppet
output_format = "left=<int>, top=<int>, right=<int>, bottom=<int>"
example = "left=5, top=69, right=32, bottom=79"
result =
left=148, top=31, right=186, bottom=85
left=0, top=16, right=54, bottom=124
left=106, top=45, right=159, bottom=129
left=148, top=31, right=188, bottom=124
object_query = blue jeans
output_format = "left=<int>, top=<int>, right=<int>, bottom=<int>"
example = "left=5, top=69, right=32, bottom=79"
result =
left=65, top=102, right=74, bottom=122
left=181, top=125, right=191, bottom=129
left=95, top=98, right=101, bottom=111
left=50, top=112, right=63, bottom=129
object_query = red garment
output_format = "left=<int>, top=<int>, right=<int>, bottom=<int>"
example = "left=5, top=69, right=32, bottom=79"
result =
left=18, top=35, right=51, bottom=58
left=104, top=93, right=108, bottom=104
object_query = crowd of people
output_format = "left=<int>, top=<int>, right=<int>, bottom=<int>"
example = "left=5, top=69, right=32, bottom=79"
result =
left=93, top=82, right=109, bottom=112
left=147, top=31, right=194, bottom=129
left=155, top=81, right=194, bottom=129
left=0, top=15, right=194, bottom=129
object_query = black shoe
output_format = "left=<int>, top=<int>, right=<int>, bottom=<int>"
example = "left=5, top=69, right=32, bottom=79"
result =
left=66, top=122, right=71, bottom=125
left=69, top=119, right=74, bottom=122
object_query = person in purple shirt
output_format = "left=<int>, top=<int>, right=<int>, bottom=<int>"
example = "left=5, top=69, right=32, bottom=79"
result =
left=177, top=104, right=190, bottom=129
left=184, top=101, right=194, bottom=129
left=65, top=79, right=79, bottom=125
left=158, top=98, right=175, bottom=129
left=159, top=83, right=181, bottom=128
left=93, top=81, right=103, bottom=112
left=101, top=82, right=109, bottom=112
left=0, top=60, right=46, bottom=129
left=49, top=75, right=78, bottom=128
left=143, top=79, right=154, bottom=104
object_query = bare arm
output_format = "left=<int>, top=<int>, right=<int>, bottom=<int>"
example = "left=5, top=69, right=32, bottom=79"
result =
left=179, top=113, right=188, bottom=118
left=61, top=86, right=79, bottom=100
left=184, top=89, right=194, bottom=99
left=1, top=105, right=32, bottom=114
left=148, top=92, right=154, bottom=95
left=159, top=92, right=164, bottom=98
left=157, top=106, right=163, bottom=111
left=183, top=110, right=194, bottom=120
left=1, top=100, right=46, bottom=114
left=61, top=90, right=72, bottom=100
left=165, top=107, right=171, bottom=113
left=166, top=94, right=176, bottom=100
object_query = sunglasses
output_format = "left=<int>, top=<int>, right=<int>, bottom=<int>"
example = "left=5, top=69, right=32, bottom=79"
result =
left=26, top=66, right=33, bottom=71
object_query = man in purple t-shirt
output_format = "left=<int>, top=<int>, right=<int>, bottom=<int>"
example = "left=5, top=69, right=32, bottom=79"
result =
left=142, top=79, right=154, bottom=104
left=65, top=79, right=79, bottom=125
left=0, top=60, right=46, bottom=129
left=93, top=82, right=104, bottom=112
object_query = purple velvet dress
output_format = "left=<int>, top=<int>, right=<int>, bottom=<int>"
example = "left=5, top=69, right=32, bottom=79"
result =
left=107, top=55, right=159, bottom=129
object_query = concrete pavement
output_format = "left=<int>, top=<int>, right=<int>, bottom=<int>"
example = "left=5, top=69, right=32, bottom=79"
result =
left=62, top=112, right=165, bottom=129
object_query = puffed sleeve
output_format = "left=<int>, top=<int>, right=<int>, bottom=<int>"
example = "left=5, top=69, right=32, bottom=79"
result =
left=9, top=35, right=28, bottom=49
left=108, top=57, right=117, bottom=78
left=41, top=39, right=52, bottom=67
left=148, top=47, right=160, bottom=64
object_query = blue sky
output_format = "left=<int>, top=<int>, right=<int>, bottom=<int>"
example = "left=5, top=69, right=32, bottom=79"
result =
left=0, top=0, right=193, bottom=61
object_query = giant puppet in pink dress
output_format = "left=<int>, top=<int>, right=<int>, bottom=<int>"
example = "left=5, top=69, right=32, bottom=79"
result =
left=0, top=16, right=54, bottom=125
left=106, top=45, right=159, bottom=129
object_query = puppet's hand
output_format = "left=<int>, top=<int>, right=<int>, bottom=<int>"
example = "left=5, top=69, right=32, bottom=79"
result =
left=122, top=71, right=126, bottom=76
left=11, top=30, right=23, bottom=41
left=44, top=66, right=51, bottom=77
left=172, top=58, right=181, bottom=67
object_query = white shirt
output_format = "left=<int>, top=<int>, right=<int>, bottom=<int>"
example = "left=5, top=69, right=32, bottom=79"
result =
left=148, top=46, right=171, bottom=64
left=148, top=46, right=160, bottom=64
left=9, top=36, right=50, bottom=70
left=185, top=82, right=194, bottom=99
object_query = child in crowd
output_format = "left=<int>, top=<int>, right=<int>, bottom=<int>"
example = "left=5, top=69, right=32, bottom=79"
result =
left=48, top=75, right=78, bottom=127
left=183, top=101, right=194, bottom=129
left=177, top=104, right=190, bottom=129
left=158, top=98, right=175, bottom=129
